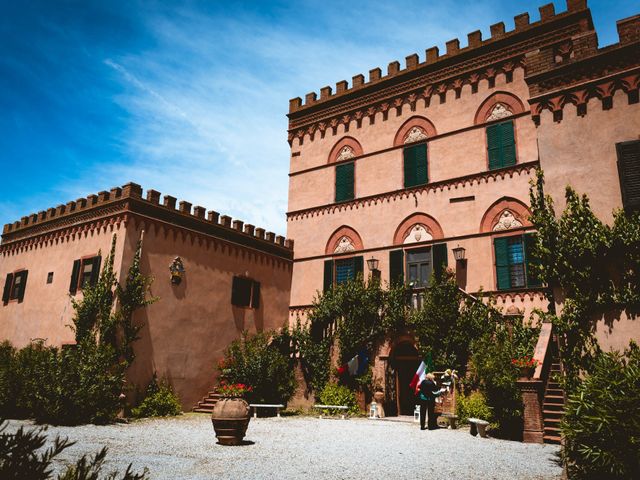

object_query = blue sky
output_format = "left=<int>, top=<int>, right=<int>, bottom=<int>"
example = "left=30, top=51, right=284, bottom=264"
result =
left=1, top=0, right=637, bottom=235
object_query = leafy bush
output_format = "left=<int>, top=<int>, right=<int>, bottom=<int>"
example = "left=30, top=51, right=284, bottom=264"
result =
left=456, top=391, right=492, bottom=425
left=220, top=331, right=296, bottom=405
left=318, top=383, right=359, bottom=415
left=132, top=375, right=182, bottom=418
left=0, top=419, right=148, bottom=479
left=562, top=342, right=640, bottom=480
left=0, top=342, right=17, bottom=416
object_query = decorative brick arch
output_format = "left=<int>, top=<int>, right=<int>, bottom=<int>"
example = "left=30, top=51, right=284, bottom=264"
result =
left=325, top=225, right=364, bottom=255
left=392, top=213, right=444, bottom=246
left=327, top=137, right=364, bottom=164
left=393, top=116, right=438, bottom=147
left=474, top=91, right=526, bottom=125
left=480, top=197, right=532, bottom=233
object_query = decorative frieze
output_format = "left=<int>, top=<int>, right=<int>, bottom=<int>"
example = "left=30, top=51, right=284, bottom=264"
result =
left=403, top=127, right=428, bottom=144
left=492, top=210, right=524, bottom=231
left=486, top=103, right=514, bottom=121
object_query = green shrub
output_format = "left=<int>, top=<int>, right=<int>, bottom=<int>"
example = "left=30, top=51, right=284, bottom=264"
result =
left=220, top=331, right=296, bottom=405
left=0, top=419, right=148, bottom=479
left=132, top=375, right=182, bottom=418
left=456, top=391, right=492, bottom=425
left=318, top=383, right=359, bottom=415
left=562, top=342, right=640, bottom=480
left=0, top=342, right=17, bottom=417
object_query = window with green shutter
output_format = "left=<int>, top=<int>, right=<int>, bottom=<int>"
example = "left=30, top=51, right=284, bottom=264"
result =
left=335, top=162, right=354, bottom=202
left=494, top=234, right=541, bottom=290
left=403, top=143, right=428, bottom=188
left=487, top=121, right=516, bottom=170
left=616, top=140, right=640, bottom=212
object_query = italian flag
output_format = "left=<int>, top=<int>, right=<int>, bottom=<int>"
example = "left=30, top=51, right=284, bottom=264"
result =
left=409, top=361, right=427, bottom=394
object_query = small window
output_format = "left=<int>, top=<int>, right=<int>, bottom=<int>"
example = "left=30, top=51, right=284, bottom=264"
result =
left=335, top=162, right=354, bottom=202
left=406, top=248, right=432, bottom=288
left=335, top=258, right=356, bottom=284
left=616, top=140, right=640, bottom=212
left=69, top=255, right=101, bottom=295
left=231, top=276, right=260, bottom=308
left=322, top=256, right=365, bottom=291
left=2, top=270, right=29, bottom=305
left=494, top=234, right=540, bottom=290
left=403, top=143, right=428, bottom=188
left=487, top=120, right=516, bottom=170
left=47, top=272, right=54, bottom=284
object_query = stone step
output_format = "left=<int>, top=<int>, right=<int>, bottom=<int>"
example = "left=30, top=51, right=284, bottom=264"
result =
left=544, top=418, right=562, bottom=426
left=193, top=408, right=213, bottom=414
left=544, top=395, right=565, bottom=403
left=543, top=409, right=564, bottom=417
left=543, top=434, right=562, bottom=445
left=545, top=388, right=564, bottom=396
left=543, top=402, right=564, bottom=411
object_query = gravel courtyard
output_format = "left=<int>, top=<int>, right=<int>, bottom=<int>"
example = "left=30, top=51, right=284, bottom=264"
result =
left=6, top=414, right=562, bottom=479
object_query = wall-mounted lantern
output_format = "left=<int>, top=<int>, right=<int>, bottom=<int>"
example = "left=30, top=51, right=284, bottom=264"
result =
left=169, top=256, right=185, bottom=285
left=452, top=246, right=466, bottom=262
left=366, top=256, right=380, bottom=271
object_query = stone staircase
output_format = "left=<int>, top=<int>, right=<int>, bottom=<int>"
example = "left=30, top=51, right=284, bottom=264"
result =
left=542, top=362, right=565, bottom=444
left=193, top=390, right=221, bottom=414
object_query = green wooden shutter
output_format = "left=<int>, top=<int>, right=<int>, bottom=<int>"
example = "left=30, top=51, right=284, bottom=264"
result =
left=433, top=243, right=448, bottom=280
left=90, top=255, right=102, bottom=287
left=2, top=273, right=13, bottom=305
left=69, top=259, right=81, bottom=294
left=524, top=233, right=542, bottom=287
left=251, top=281, right=261, bottom=308
left=500, top=121, right=516, bottom=167
left=487, top=124, right=502, bottom=170
left=389, top=250, right=404, bottom=284
left=354, top=256, right=364, bottom=281
left=404, top=146, right=416, bottom=187
left=17, top=271, right=28, bottom=303
left=323, top=260, right=334, bottom=292
left=231, top=276, right=241, bottom=305
left=616, top=140, right=640, bottom=211
left=335, top=162, right=354, bottom=202
left=415, top=144, right=428, bottom=185
left=494, top=237, right=511, bottom=290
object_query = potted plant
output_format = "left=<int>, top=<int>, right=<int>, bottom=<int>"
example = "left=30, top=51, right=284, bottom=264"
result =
left=511, top=356, right=539, bottom=378
left=211, top=381, right=253, bottom=445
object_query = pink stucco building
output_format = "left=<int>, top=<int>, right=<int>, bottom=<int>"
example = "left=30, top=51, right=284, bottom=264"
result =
left=285, top=0, right=639, bottom=439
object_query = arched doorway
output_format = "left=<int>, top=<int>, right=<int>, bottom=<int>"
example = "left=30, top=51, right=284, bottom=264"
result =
left=391, top=341, right=420, bottom=416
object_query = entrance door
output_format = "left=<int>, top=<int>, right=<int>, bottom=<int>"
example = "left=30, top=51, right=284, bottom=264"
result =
left=393, top=342, right=420, bottom=416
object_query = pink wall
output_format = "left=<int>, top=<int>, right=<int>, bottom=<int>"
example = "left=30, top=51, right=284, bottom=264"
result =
left=0, top=225, right=127, bottom=348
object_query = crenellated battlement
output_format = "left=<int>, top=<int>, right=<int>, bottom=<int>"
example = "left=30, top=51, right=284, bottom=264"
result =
left=288, top=0, right=588, bottom=116
left=2, top=182, right=293, bottom=251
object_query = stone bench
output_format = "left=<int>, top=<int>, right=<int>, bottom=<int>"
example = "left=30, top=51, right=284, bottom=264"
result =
left=249, top=403, right=285, bottom=418
left=440, top=413, right=459, bottom=429
left=468, top=417, right=490, bottom=438
left=313, top=404, right=349, bottom=419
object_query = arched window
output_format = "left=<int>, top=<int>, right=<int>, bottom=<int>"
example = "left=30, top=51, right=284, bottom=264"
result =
left=329, top=138, right=362, bottom=203
left=323, top=226, right=364, bottom=291
left=394, top=117, right=437, bottom=189
left=475, top=93, right=525, bottom=171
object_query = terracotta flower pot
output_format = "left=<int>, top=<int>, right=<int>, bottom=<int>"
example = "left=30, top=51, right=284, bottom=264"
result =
left=211, top=397, right=251, bottom=445
left=519, top=366, right=534, bottom=378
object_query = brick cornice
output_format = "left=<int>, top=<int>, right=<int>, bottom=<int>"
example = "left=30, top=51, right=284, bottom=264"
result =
left=287, top=161, right=539, bottom=221
left=287, top=10, right=590, bottom=145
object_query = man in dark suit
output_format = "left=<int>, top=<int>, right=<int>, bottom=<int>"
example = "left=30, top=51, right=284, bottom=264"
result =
left=418, top=372, right=444, bottom=430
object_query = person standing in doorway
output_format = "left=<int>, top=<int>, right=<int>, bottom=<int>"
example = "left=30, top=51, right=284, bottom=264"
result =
left=418, top=373, right=444, bottom=430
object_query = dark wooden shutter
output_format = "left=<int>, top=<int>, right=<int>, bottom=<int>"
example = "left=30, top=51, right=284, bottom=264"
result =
left=617, top=140, right=640, bottom=211
left=389, top=250, right=404, bottom=285
left=500, top=121, right=516, bottom=167
left=2, top=273, right=13, bottom=305
left=487, top=124, right=502, bottom=170
left=415, top=144, right=428, bottom=185
left=494, top=237, right=511, bottom=290
left=17, top=271, right=28, bottom=303
left=404, top=146, right=416, bottom=187
left=354, top=256, right=364, bottom=280
left=323, top=260, right=334, bottom=292
left=69, top=259, right=81, bottom=294
left=335, top=162, right=354, bottom=202
left=90, top=255, right=102, bottom=287
left=524, top=233, right=542, bottom=287
left=251, top=281, right=261, bottom=309
left=433, top=243, right=448, bottom=280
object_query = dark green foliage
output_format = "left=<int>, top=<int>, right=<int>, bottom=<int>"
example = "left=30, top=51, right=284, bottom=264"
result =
left=220, top=331, right=296, bottom=405
left=0, top=420, right=148, bottom=479
left=0, top=342, right=16, bottom=416
left=132, top=375, right=181, bottom=418
left=318, top=383, right=359, bottom=415
left=288, top=320, right=332, bottom=395
left=456, top=391, right=491, bottom=425
left=562, top=342, right=640, bottom=480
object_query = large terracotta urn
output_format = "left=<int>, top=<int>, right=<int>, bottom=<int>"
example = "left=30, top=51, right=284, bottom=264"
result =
left=211, top=397, right=251, bottom=445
